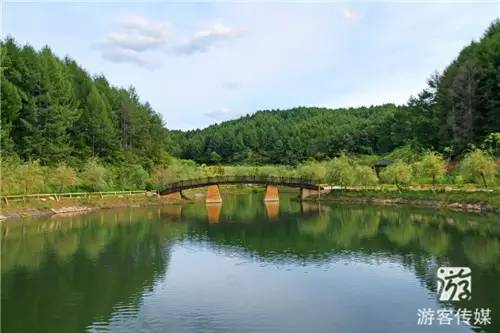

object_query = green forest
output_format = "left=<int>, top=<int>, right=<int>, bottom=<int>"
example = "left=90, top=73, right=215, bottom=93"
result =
left=175, top=20, right=500, bottom=164
left=1, top=20, right=499, bottom=194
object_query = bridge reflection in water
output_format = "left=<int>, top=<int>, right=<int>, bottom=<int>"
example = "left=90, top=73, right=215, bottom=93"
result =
left=206, top=203, right=222, bottom=224
left=264, top=201, right=280, bottom=221
left=157, top=199, right=324, bottom=224
left=3, top=194, right=500, bottom=333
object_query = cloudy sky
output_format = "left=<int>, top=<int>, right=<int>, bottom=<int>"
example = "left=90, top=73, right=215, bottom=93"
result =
left=3, top=1, right=499, bottom=130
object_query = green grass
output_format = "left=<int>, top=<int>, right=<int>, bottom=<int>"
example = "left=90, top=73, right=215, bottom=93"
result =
left=322, top=188, right=500, bottom=210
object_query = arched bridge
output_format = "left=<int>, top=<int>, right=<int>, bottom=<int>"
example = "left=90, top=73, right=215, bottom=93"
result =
left=159, top=176, right=323, bottom=202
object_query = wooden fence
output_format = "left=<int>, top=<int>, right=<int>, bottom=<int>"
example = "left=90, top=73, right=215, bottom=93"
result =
left=1, top=190, right=154, bottom=205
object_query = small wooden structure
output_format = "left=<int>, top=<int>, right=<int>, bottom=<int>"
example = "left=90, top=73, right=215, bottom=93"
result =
left=371, top=159, right=393, bottom=177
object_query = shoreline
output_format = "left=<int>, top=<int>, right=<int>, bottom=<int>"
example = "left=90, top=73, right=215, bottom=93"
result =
left=315, top=196, right=499, bottom=213
left=0, top=196, right=189, bottom=221
left=314, top=189, right=500, bottom=214
left=2, top=187, right=499, bottom=221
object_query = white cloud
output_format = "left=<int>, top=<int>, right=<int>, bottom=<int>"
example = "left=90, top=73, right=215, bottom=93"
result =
left=174, top=23, right=240, bottom=54
left=101, top=48, right=155, bottom=68
left=97, top=16, right=239, bottom=65
left=120, top=14, right=169, bottom=39
left=101, top=15, right=169, bottom=51
left=97, top=14, right=170, bottom=65
left=104, top=31, right=167, bottom=52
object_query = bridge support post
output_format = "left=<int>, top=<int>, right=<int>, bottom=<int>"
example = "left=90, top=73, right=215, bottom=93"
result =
left=264, top=185, right=279, bottom=202
left=206, top=185, right=222, bottom=203
left=163, top=191, right=182, bottom=200
left=300, top=187, right=320, bottom=200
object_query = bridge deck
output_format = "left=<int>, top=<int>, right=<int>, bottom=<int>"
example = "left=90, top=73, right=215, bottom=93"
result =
left=159, top=176, right=320, bottom=195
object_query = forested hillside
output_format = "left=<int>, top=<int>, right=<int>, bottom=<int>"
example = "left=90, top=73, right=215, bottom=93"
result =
left=1, top=20, right=499, bottom=169
left=174, top=104, right=405, bottom=164
left=174, top=20, right=500, bottom=164
left=1, top=38, right=174, bottom=169
left=433, top=21, right=500, bottom=151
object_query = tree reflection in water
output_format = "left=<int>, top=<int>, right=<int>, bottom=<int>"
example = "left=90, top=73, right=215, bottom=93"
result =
left=2, top=194, right=499, bottom=333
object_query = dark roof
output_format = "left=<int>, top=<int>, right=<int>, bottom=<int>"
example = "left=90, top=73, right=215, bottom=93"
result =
left=371, top=159, right=393, bottom=167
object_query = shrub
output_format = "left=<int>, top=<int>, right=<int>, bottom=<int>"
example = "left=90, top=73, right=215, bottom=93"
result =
left=17, top=160, right=46, bottom=194
left=296, top=161, right=327, bottom=181
left=50, top=164, right=77, bottom=192
left=80, top=159, right=110, bottom=191
left=384, top=145, right=424, bottom=163
left=417, top=152, right=447, bottom=187
left=1, top=157, right=22, bottom=194
left=114, top=164, right=149, bottom=190
left=326, top=154, right=354, bottom=187
left=460, top=149, right=497, bottom=187
left=380, top=160, right=413, bottom=189
left=353, top=165, right=379, bottom=186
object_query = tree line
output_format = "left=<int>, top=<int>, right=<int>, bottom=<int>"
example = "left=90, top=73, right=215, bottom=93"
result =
left=1, top=21, right=499, bottom=194
left=1, top=38, right=174, bottom=169
left=173, top=20, right=500, bottom=164
left=1, top=148, right=497, bottom=195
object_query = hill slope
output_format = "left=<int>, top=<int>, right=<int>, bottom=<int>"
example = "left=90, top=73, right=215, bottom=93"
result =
left=172, top=20, right=500, bottom=164
left=1, top=20, right=499, bottom=167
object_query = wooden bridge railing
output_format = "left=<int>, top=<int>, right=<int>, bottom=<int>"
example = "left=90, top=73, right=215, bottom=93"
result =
left=160, top=176, right=319, bottom=195
left=1, top=190, right=150, bottom=205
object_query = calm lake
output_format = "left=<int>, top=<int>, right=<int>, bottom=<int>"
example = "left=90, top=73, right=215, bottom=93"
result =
left=2, top=193, right=500, bottom=333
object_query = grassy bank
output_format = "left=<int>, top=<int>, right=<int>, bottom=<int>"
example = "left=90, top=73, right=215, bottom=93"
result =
left=0, top=193, right=183, bottom=220
left=2, top=185, right=499, bottom=220
left=0, top=185, right=275, bottom=220
left=319, top=188, right=500, bottom=213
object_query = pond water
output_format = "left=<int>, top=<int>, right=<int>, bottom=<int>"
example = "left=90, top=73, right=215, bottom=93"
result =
left=2, top=193, right=500, bottom=333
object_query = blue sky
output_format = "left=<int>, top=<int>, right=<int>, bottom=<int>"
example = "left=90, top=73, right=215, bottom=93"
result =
left=3, top=1, right=499, bottom=130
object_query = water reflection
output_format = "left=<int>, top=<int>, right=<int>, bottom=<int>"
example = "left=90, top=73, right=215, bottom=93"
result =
left=264, top=201, right=280, bottom=221
left=2, top=194, right=499, bottom=333
left=206, top=203, right=222, bottom=224
left=2, top=209, right=186, bottom=333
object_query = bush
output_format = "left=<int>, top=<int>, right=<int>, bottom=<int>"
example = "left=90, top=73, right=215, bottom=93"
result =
left=380, top=160, right=413, bottom=188
left=50, top=164, right=77, bottom=192
left=80, top=159, right=111, bottom=191
left=384, top=145, right=424, bottom=163
left=114, top=164, right=149, bottom=190
left=417, top=152, right=447, bottom=186
left=255, top=165, right=295, bottom=178
left=326, top=154, right=354, bottom=187
left=296, top=161, right=327, bottom=181
left=17, top=160, right=46, bottom=194
left=352, top=165, right=379, bottom=186
left=460, top=149, right=497, bottom=187
left=1, top=157, right=22, bottom=194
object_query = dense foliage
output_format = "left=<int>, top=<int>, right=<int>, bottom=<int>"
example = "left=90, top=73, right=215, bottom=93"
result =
left=1, top=21, right=499, bottom=194
left=174, top=104, right=404, bottom=164
left=174, top=20, right=500, bottom=164
left=1, top=38, right=174, bottom=169
left=1, top=148, right=497, bottom=195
